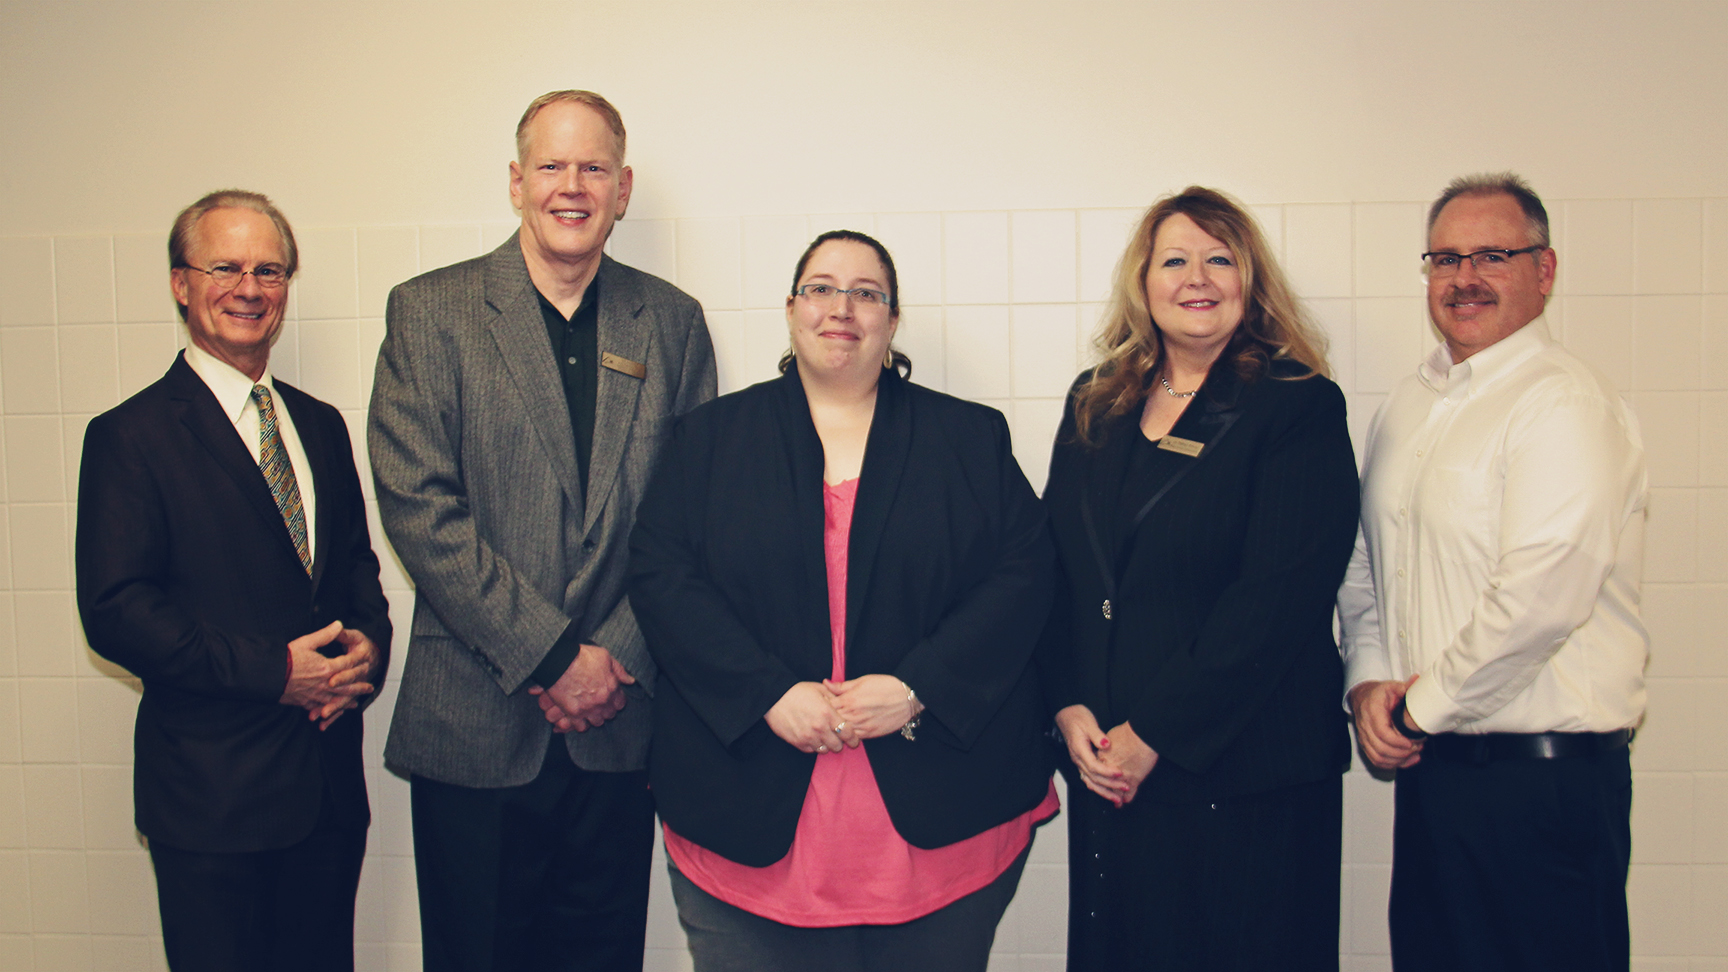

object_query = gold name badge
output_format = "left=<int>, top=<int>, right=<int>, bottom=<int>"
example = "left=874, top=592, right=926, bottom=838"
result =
left=601, top=352, right=647, bottom=379
left=1157, top=435, right=1204, bottom=457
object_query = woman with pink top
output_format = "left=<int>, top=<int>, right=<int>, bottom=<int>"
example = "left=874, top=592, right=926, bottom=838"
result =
left=629, top=230, right=1058, bottom=971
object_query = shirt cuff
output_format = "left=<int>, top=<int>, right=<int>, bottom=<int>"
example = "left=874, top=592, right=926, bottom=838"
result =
left=531, top=622, right=585, bottom=689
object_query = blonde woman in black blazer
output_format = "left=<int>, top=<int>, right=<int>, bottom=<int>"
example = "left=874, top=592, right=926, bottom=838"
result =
left=1039, top=188, right=1359, bottom=971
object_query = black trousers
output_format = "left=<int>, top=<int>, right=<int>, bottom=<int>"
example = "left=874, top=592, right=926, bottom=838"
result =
left=1064, top=770, right=1342, bottom=972
left=1390, top=747, right=1632, bottom=972
left=148, top=803, right=367, bottom=972
left=410, top=737, right=656, bottom=972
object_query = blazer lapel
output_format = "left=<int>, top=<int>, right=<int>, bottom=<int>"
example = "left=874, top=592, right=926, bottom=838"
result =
left=843, top=370, right=911, bottom=658
left=776, top=367, right=835, bottom=671
left=584, top=256, right=649, bottom=535
left=481, top=234, right=586, bottom=521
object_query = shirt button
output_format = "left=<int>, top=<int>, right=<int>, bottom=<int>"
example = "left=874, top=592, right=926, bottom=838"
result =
left=1415, top=449, right=1424, bottom=458
left=567, top=356, right=577, bottom=365
left=1399, top=508, right=1407, bottom=518
left=1397, top=568, right=1406, bottom=578
left=1398, top=630, right=1407, bottom=641
left=1442, top=397, right=1452, bottom=406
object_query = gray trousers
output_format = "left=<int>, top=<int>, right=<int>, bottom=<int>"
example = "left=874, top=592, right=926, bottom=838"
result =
left=668, top=844, right=1030, bottom=972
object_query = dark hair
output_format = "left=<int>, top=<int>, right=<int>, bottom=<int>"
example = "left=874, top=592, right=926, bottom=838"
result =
left=167, top=189, right=298, bottom=323
left=1427, top=172, right=1550, bottom=248
left=778, top=230, right=911, bottom=378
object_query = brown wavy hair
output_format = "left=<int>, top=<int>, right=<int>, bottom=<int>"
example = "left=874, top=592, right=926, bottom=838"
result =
left=1070, top=186, right=1329, bottom=444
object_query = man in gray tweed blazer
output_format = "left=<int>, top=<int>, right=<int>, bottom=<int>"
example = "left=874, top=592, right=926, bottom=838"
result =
left=368, top=90, right=715, bottom=972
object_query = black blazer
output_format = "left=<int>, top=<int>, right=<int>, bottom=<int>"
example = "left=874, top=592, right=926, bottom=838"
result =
left=1038, top=361, right=1357, bottom=803
left=629, top=366, right=1054, bottom=866
left=76, top=353, right=391, bottom=853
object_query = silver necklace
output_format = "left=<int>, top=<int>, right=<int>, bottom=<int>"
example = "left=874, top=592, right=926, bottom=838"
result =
left=1159, top=374, right=1198, bottom=399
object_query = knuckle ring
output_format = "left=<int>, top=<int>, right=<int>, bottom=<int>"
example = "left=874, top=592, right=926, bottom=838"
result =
left=834, top=723, right=847, bottom=732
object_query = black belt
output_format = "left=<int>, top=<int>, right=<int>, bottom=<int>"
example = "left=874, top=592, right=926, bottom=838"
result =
left=1423, top=728, right=1633, bottom=763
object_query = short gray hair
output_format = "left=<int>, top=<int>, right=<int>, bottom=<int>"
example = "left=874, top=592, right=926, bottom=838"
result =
left=515, top=90, right=626, bottom=164
left=1426, top=172, right=1550, bottom=249
left=167, top=189, right=298, bottom=322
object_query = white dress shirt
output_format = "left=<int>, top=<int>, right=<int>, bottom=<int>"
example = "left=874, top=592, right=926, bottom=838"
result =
left=1338, top=317, right=1647, bottom=735
left=183, top=342, right=318, bottom=565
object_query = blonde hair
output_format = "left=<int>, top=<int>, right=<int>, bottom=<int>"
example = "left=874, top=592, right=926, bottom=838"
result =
left=1070, top=186, right=1329, bottom=444
left=167, top=189, right=297, bottom=323
left=515, top=90, right=626, bottom=163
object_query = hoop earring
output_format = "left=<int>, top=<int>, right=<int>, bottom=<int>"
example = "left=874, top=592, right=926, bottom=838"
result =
left=883, top=349, right=894, bottom=369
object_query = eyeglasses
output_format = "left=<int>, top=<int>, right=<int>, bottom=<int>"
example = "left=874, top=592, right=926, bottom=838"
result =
left=794, top=283, right=890, bottom=307
left=180, top=262, right=290, bottom=290
left=1420, top=246, right=1545, bottom=277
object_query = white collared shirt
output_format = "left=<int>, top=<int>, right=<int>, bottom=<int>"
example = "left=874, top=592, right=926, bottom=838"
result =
left=1338, top=317, right=1647, bottom=734
left=183, top=342, right=318, bottom=565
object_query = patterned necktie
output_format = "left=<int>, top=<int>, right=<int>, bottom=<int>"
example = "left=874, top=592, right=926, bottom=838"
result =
left=251, top=384, right=312, bottom=575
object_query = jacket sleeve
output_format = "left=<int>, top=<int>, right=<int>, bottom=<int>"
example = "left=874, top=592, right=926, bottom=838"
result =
left=75, top=413, right=287, bottom=703
left=366, top=281, right=571, bottom=692
left=1127, top=381, right=1360, bottom=774
left=891, top=410, right=1054, bottom=750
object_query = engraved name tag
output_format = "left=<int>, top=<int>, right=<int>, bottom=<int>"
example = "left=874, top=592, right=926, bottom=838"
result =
left=601, top=352, right=647, bottom=379
left=1157, top=435, right=1204, bottom=457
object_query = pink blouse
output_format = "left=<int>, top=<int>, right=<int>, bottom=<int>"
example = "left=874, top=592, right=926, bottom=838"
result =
left=665, top=478, right=1059, bottom=926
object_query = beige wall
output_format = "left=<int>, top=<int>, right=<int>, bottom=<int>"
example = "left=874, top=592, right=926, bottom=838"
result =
left=2, top=1, right=1725, bottom=969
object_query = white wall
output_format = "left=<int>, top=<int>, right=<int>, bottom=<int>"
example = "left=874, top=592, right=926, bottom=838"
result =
left=2, top=1, right=1725, bottom=969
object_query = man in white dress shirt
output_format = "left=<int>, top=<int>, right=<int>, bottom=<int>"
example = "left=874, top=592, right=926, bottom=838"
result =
left=1338, top=173, right=1647, bottom=972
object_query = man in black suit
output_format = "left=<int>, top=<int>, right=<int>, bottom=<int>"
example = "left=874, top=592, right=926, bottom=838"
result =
left=75, top=189, right=391, bottom=972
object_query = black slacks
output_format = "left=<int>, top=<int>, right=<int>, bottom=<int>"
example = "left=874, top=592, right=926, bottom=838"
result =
left=148, top=802, right=367, bottom=972
left=410, top=736, right=656, bottom=972
left=1390, top=747, right=1632, bottom=972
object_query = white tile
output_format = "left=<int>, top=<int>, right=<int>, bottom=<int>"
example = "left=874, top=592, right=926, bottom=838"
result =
left=80, top=765, right=136, bottom=852
left=88, top=935, right=160, bottom=970
left=1564, top=200, right=1635, bottom=297
left=741, top=215, right=809, bottom=311
left=0, top=421, right=8, bottom=505
left=4, top=417, right=65, bottom=504
left=944, top=306, right=1012, bottom=401
left=645, top=858, right=682, bottom=951
left=1351, top=298, right=1427, bottom=394
left=1703, top=393, right=1728, bottom=486
left=1701, top=490, right=1728, bottom=582
left=1011, top=398, right=1064, bottom=495
left=117, top=323, right=179, bottom=399
left=114, top=233, right=175, bottom=325
left=85, top=850, right=157, bottom=935
left=1250, top=204, right=1285, bottom=262
left=1693, top=867, right=1728, bottom=962
left=57, top=324, right=119, bottom=414
left=1631, top=773, right=1694, bottom=864
left=61, top=415, right=85, bottom=508
left=1634, top=199, right=1703, bottom=296
left=1012, top=861, right=1068, bottom=955
left=18, top=678, right=78, bottom=764
left=1353, top=203, right=1425, bottom=299
left=675, top=218, right=741, bottom=312
left=944, top=212, right=1011, bottom=305
left=1309, top=298, right=1355, bottom=393
left=1565, top=296, right=1637, bottom=392
left=357, top=319, right=386, bottom=407
left=2, top=327, right=61, bottom=413
left=1011, top=211, right=1077, bottom=304
left=1629, top=392, right=1699, bottom=488
left=23, top=764, right=82, bottom=848
left=1078, top=208, right=1142, bottom=304
left=14, top=591, right=74, bottom=678
left=809, top=214, right=877, bottom=238
left=1630, top=863, right=1692, bottom=955
left=0, top=514, right=11, bottom=590
left=1634, top=296, right=1702, bottom=392
left=1695, top=774, right=1728, bottom=863
left=358, top=227, right=420, bottom=319
left=297, top=320, right=361, bottom=410
left=608, top=219, right=677, bottom=285
left=0, top=682, right=19, bottom=763
left=1347, top=863, right=1391, bottom=953
left=386, top=941, right=423, bottom=971
left=1633, top=679, right=1692, bottom=772
left=0, top=237, right=56, bottom=326
left=875, top=213, right=943, bottom=309
left=0, top=852, right=26, bottom=933
left=366, top=771, right=413, bottom=859
left=1643, top=490, right=1698, bottom=584
left=887, top=307, right=940, bottom=394
left=481, top=222, right=517, bottom=254
left=412, top=224, right=478, bottom=275
left=735, top=308, right=787, bottom=392
left=0, top=594, right=13, bottom=677
left=0, top=767, right=22, bottom=848
left=294, top=228, right=359, bottom=321
left=54, top=236, right=115, bottom=325
left=1343, top=771, right=1395, bottom=865
left=1630, top=959, right=1689, bottom=972
left=1705, top=200, right=1728, bottom=295
left=33, top=933, right=92, bottom=971
left=353, top=853, right=419, bottom=952
left=1011, top=305, right=1079, bottom=399
left=76, top=678, right=138, bottom=767
left=1704, top=295, right=1728, bottom=391
left=1284, top=204, right=1353, bottom=300
left=9, top=504, right=69, bottom=591
left=27, top=849, right=89, bottom=933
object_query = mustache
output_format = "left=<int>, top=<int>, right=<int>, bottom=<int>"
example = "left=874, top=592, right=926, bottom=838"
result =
left=1444, top=285, right=1496, bottom=305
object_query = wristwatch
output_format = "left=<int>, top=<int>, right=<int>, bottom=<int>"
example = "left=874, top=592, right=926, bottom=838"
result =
left=1390, top=697, right=1428, bottom=741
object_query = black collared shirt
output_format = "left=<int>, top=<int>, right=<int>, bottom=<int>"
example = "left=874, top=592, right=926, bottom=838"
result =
left=536, top=280, right=599, bottom=495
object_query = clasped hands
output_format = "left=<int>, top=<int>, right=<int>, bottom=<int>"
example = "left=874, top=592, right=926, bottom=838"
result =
left=1055, top=704, right=1158, bottom=807
left=280, top=620, right=381, bottom=731
left=1348, top=674, right=1424, bottom=770
left=530, top=644, right=636, bottom=733
left=765, top=675, right=923, bottom=755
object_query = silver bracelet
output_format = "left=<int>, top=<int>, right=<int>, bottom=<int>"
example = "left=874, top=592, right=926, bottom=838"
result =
left=898, top=680, right=921, bottom=741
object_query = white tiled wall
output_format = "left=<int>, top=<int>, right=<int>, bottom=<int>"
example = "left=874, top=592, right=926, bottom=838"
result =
left=2, top=195, right=1724, bottom=969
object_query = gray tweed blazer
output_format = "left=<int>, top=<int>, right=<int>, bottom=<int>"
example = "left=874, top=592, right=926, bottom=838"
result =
left=369, top=234, right=715, bottom=784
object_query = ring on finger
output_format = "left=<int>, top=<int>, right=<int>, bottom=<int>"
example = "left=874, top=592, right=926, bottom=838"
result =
left=816, top=745, right=827, bottom=753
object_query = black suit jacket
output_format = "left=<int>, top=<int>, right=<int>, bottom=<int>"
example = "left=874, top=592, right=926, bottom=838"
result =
left=629, top=366, right=1054, bottom=866
left=76, top=353, right=391, bottom=853
left=1038, top=361, right=1357, bottom=803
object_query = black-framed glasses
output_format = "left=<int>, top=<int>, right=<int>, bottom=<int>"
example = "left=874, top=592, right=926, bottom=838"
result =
left=180, top=262, right=290, bottom=290
left=1420, top=246, right=1545, bottom=277
left=794, top=283, right=890, bottom=307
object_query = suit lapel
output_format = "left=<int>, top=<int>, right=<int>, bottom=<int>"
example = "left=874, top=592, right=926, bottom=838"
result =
left=585, top=256, right=649, bottom=535
left=165, top=355, right=306, bottom=569
left=481, top=234, right=586, bottom=521
left=278, top=383, right=333, bottom=591
left=843, top=370, right=911, bottom=658
left=776, top=368, right=834, bottom=671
